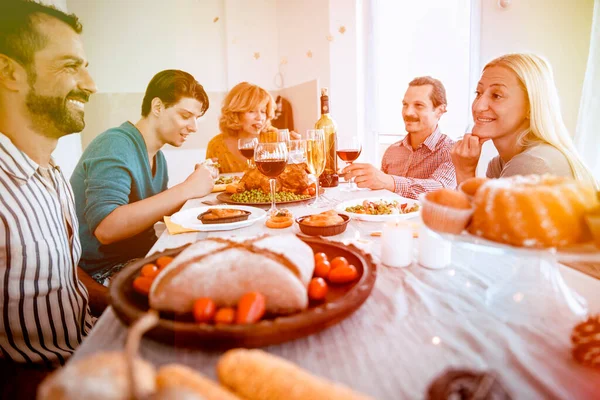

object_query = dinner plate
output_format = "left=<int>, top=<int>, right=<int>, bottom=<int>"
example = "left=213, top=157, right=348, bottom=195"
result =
left=109, top=236, right=377, bottom=349
left=217, top=192, right=315, bottom=207
left=335, top=196, right=421, bottom=222
left=170, top=205, right=266, bottom=231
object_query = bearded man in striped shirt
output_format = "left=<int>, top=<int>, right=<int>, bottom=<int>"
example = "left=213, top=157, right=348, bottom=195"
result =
left=0, top=1, right=107, bottom=397
left=342, top=77, right=457, bottom=199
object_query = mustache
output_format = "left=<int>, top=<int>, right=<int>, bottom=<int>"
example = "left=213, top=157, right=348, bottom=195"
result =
left=67, top=90, right=90, bottom=103
left=404, top=117, right=419, bottom=122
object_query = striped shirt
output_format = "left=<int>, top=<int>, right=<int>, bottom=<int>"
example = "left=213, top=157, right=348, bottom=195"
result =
left=0, top=132, right=93, bottom=367
left=381, top=127, right=456, bottom=199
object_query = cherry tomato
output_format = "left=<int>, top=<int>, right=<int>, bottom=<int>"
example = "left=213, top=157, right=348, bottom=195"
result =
left=314, top=260, right=331, bottom=279
left=236, top=292, right=266, bottom=324
left=193, top=298, right=216, bottom=323
left=214, top=307, right=236, bottom=325
left=314, top=252, right=328, bottom=264
left=132, top=276, right=153, bottom=296
left=140, top=263, right=159, bottom=279
left=330, top=256, right=349, bottom=270
left=308, top=186, right=316, bottom=196
left=156, top=256, right=174, bottom=269
left=308, top=277, right=328, bottom=301
left=328, top=264, right=359, bottom=284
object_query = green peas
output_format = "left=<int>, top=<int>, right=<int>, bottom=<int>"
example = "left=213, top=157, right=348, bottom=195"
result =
left=231, top=189, right=310, bottom=203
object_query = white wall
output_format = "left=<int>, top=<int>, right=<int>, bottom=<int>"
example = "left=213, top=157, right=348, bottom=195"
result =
left=68, top=0, right=228, bottom=93
left=329, top=0, right=359, bottom=141
left=225, top=0, right=279, bottom=90
left=275, top=0, right=331, bottom=91
left=43, top=0, right=67, bottom=10
left=275, top=0, right=360, bottom=140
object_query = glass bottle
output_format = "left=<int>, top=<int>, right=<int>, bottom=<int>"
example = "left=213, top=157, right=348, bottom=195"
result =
left=314, top=87, right=339, bottom=187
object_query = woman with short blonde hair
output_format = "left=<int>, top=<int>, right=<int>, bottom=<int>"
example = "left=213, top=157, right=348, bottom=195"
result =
left=206, top=82, right=276, bottom=173
left=452, top=53, right=597, bottom=188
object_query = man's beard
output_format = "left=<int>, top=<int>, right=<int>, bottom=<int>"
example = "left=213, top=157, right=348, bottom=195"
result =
left=25, top=72, right=88, bottom=138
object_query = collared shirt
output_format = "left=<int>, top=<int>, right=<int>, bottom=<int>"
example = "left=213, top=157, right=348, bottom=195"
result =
left=0, top=132, right=93, bottom=367
left=381, top=127, right=457, bottom=199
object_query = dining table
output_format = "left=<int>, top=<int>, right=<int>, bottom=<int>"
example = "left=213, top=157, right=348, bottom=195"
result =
left=70, top=185, right=600, bottom=399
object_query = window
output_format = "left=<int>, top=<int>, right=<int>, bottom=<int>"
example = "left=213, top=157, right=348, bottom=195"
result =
left=362, top=0, right=478, bottom=165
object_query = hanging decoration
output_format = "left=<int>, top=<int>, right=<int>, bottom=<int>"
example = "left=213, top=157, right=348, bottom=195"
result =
left=253, top=52, right=261, bottom=60
left=338, top=26, right=346, bottom=34
left=306, top=50, right=313, bottom=58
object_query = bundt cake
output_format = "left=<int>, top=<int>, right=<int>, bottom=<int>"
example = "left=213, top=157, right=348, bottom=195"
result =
left=468, top=175, right=599, bottom=248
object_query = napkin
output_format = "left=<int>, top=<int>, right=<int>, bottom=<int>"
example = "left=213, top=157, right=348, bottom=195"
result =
left=164, top=216, right=198, bottom=235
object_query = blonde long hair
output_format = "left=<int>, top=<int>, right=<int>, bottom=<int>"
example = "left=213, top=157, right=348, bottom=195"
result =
left=219, top=82, right=276, bottom=136
left=484, top=53, right=597, bottom=187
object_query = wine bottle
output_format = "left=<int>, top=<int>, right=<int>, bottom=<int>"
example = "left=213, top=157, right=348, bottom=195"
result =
left=314, top=87, right=339, bottom=187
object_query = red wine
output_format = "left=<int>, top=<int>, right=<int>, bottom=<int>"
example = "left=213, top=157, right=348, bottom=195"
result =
left=256, top=159, right=287, bottom=178
left=240, top=148, right=255, bottom=159
left=337, top=149, right=361, bottom=162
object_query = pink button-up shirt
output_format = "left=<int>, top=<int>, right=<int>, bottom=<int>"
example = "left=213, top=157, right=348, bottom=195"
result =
left=381, top=127, right=456, bottom=199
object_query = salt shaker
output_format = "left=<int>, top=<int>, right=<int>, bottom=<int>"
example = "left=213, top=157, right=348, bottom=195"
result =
left=381, top=220, right=413, bottom=268
left=418, top=225, right=451, bottom=269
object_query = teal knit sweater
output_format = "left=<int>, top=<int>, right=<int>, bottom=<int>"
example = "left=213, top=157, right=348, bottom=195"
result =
left=70, top=121, right=168, bottom=274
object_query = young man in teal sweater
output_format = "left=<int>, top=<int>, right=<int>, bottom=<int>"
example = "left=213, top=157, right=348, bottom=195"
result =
left=71, top=70, right=214, bottom=285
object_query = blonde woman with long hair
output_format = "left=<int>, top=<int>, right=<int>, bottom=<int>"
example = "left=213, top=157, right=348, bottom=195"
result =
left=451, top=53, right=597, bottom=188
left=206, top=82, right=277, bottom=173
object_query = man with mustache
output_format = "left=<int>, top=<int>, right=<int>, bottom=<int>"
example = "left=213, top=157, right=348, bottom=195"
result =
left=0, top=0, right=105, bottom=397
left=342, top=77, right=456, bottom=199
left=70, top=69, right=214, bottom=285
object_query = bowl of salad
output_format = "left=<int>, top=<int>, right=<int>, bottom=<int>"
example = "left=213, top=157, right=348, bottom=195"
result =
left=335, top=196, right=421, bottom=222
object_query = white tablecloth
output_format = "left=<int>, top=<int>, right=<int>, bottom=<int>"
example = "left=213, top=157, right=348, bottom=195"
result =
left=71, top=187, right=600, bottom=399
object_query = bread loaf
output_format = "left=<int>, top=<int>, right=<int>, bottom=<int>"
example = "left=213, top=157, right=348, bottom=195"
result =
left=217, top=349, right=373, bottom=400
left=149, top=235, right=315, bottom=315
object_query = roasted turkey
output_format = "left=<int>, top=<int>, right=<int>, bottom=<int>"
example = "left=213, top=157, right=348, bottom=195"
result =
left=239, top=163, right=310, bottom=194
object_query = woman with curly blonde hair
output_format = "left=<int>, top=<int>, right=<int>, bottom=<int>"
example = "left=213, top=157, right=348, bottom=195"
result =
left=206, top=82, right=276, bottom=173
left=451, top=53, right=597, bottom=188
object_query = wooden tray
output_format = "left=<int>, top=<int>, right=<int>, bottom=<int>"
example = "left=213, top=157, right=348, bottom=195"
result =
left=216, top=192, right=315, bottom=207
left=109, top=236, right=377, bottom=349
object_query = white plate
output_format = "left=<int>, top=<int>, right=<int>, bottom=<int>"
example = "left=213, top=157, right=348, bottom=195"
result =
left=335, top=196, right=420, bottom=222
left=170, top=205, right=267, bottom=231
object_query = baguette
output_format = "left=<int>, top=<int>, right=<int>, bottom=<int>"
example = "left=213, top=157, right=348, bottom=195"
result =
left=156, top=364, right=240, bottom=400
left=217, top=349, right=373, bottom=400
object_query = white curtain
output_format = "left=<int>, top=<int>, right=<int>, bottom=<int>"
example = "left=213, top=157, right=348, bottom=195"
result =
left=575, top=0, right=600, bottom=180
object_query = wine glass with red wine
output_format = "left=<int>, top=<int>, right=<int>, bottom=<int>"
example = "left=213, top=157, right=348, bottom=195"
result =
left=254, top=142, right=288, bottom=215
left=337, top=136, right=362, bottom=191
left=238, top=137, right=258, bottom=169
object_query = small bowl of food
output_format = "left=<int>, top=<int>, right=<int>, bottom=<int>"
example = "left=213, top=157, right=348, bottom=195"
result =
left=296, top=210, right=350, bottom=237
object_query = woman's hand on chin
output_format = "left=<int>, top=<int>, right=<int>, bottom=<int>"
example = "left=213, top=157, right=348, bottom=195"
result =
left=451, top=134, right=488, bottom=184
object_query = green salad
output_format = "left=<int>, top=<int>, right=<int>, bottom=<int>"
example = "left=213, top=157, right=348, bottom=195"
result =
left=345, top=199, right=420, bottom=215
